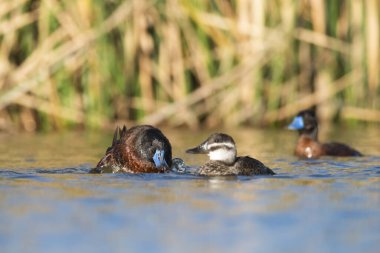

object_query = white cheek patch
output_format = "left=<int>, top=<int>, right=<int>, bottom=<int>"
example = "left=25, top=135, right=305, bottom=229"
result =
left=208, top=149, right=235, bottom=163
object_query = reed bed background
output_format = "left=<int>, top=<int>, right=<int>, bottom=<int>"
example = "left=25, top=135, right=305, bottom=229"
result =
left=0, top=0, right=379, bottom=132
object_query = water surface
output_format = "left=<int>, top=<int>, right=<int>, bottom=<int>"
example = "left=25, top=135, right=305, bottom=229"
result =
left=0, top=126, right=379, bottom=253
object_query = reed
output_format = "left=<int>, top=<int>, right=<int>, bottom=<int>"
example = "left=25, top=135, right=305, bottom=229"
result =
left=0, top=0, right=379, bottom=132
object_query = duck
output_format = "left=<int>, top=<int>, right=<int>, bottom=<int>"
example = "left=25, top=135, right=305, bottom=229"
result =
left=90, top=125, right=172, bottom=173
left=186, top=133, right=275, bottom=176
left=288, top=109, right=362, bottom=158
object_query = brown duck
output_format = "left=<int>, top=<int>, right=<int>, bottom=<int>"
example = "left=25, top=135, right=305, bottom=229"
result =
left=91, top=125, right=172, bottom=173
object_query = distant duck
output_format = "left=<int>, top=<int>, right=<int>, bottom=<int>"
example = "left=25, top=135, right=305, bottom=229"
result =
left=288, top=109, right=362, bottom=158
left=186, top=133, right=275, bottom=176
left=91, top=125, right=172, bottom=173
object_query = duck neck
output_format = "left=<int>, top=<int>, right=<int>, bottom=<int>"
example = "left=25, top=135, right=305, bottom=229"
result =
left=300, top=126, right=318, bottom=141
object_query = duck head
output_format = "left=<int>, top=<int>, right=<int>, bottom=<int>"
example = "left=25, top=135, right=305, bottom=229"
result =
left=186, top=133, right=237, bottom=165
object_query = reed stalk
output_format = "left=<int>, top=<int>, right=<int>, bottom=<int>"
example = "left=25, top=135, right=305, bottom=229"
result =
left=0, top=0, right=378, bottom=131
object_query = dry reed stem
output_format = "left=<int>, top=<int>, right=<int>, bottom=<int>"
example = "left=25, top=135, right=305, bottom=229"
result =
left=0, top=9, right=38, bottom=35
left=0, top=0, right=28, bottom=18
left=294, top=28, right=351, bottom=54
left=341, top=106, right=380, bottom=122
left=0, top=0, right=378, bottom=130
left=0, top=1, right=133, bottom=110
left=263, top=70, right=363, bottom=123
left=366, top=0, right=379, bottom=92
left=142, top=47, right=274, bottom=125
left=15, top=94, right=83, bottom=122
left=310, top=0, right=325, bottom=34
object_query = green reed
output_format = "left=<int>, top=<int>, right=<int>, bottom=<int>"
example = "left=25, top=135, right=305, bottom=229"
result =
left=0, top=0, right=378, bottom=132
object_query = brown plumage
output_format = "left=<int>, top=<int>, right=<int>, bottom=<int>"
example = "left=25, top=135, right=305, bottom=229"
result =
left=288, top=109, right=362, bottom=159
left=90, top=125, right=172, bottom=173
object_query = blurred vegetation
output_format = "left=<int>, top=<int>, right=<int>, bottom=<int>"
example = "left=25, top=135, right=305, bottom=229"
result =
left=0, top=0, right=379, bottom=132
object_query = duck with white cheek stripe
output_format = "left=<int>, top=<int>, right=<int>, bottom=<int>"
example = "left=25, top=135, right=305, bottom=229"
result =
left=186, top=133, right=275, bottom=176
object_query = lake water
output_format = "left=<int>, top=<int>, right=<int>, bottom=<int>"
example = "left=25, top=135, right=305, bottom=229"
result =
left=0, top=126, right=379, bottom=253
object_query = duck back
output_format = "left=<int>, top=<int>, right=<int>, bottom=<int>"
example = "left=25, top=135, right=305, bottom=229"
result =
left=322, top=142, right=362, bottom=157
left=234, top=156, right=275, bottom=175
left=197, top=157, right=275, bottom=176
